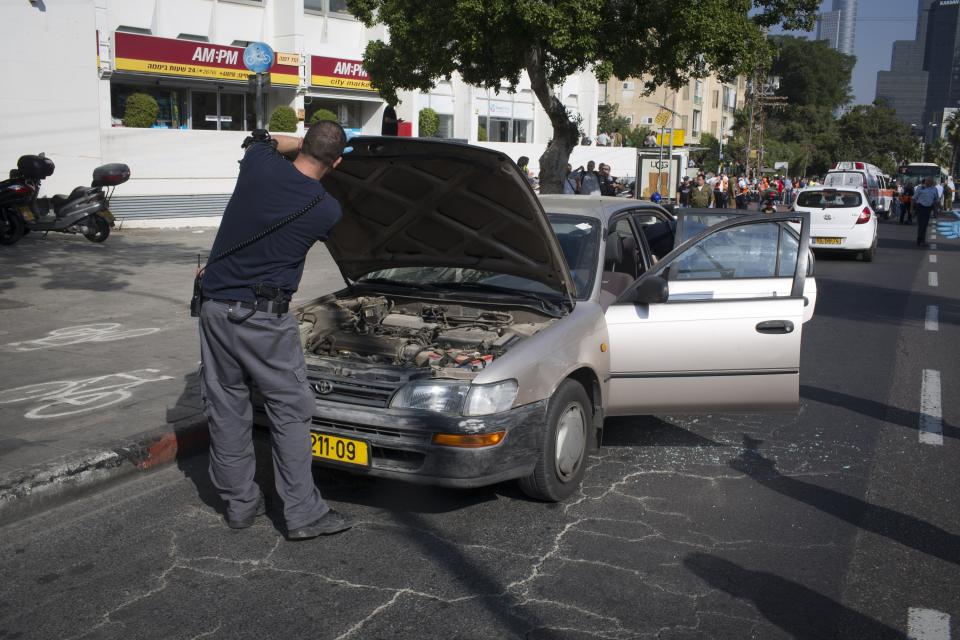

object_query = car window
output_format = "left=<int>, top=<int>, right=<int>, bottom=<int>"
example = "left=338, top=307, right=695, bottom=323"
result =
left=632, top=212, right=674, bottom=259
left=676, top=212, right=744, bottom=244
left=547, top=214, right=600, bottom=300
left=796, top=190, right=862, bottom=208
left=669, top=221, right=796, bottom=280
left=824, top=172, right=866, bottom=188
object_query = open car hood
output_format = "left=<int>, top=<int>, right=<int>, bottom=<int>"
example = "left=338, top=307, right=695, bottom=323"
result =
left=320, top=137, right=575, bottom=303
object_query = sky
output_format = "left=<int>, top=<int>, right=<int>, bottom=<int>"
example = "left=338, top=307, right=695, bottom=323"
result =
left=774, top=0, right=919, bottom=105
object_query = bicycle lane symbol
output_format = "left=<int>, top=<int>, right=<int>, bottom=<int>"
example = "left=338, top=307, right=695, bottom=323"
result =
left=0, top=369, right=175, bottom=419
left=5, top=324, right=162, bottom=352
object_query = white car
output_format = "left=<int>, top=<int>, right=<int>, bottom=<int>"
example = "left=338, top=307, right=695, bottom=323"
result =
left=792, top=186, right=878, bottom=261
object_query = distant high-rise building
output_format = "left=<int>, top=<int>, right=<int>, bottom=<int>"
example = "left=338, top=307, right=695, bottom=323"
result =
left=922, top=0, right=960, bottom=140
left=816, top=0, right=857, bottom=56
left=876, top=0, right=936, bottom=126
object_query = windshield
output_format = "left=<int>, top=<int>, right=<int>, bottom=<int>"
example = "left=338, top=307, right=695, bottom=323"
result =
left=547, top=214, right=601, bottom=299
left=796, top=190, right=862, bottom=208
left=899, top=165, right=942, bottom=188
left=823, top=172, right=866, bottom=188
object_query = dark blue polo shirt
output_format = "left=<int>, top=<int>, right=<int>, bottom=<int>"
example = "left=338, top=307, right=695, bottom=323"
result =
left=202, top=143, right=342, bottom=302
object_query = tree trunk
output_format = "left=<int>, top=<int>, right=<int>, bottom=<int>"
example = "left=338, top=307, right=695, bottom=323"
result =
left=525, top=46, right=580, bottom=194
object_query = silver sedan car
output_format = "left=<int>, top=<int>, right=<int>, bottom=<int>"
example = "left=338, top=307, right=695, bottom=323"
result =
left=256, top=138, right=817, bottom=502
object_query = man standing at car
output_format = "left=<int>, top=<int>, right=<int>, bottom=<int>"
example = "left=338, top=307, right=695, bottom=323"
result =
left=913, top=177, right=938, bottom=246
left=690, top=174, right=713, bottom=207
left=598, top=163, right=621, bottom=196
left=199, top=121, right=352, bottom=540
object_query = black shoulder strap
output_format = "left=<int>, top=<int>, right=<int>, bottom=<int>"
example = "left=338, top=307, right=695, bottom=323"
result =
left=204, top=190, right=326, bottom=269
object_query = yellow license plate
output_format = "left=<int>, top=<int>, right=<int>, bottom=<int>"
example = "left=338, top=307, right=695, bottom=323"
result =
left=18, top=207, right=34, bottom=223
left=813, top=237, right=843, bottom=245
left=310, top=432, right=369, bottom=466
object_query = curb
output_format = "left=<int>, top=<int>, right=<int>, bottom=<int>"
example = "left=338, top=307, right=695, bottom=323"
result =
left=0, top=417, right=210, bottom=526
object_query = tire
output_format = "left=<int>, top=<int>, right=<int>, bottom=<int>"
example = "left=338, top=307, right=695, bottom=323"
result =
left=0, top=208, right=25, bottom=245
left=861, top=236, right=876, bottom=262
left=519, top=379, right=591, bottom=502
left=82, top=214, right=110, bottom=243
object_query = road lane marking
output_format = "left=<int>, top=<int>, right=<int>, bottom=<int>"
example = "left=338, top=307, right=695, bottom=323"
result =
left=931, top=243, right=938, bottom=250
left=925, top=306, right=939, bottom=331
left=930, top=255, right=937, bottom=264
left=929, top=272, right=938, bottom=287
left=908, top=607, right=950, bottom=639
left=919, top=370, right=943, bottom=446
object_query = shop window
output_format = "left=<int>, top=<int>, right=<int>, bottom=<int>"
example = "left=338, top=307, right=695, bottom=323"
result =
left=305, top=98, right=361, bottom=128
left=437, top=114, right=453, bottom=138
left=191, top=91, right=219, bottom=130
left=477, top=116, right=531, bottom=143
left=110, top=83, right=188, bottom=129
left=512, top=120, right=532, bottom=143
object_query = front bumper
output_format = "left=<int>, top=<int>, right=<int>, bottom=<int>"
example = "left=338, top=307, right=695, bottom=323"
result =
left=256, top=399, right=548, bottom=488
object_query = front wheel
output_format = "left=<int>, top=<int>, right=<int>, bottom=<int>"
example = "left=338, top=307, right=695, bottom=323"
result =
left=0, top=208, right=25, bottom=245
left=519, top=379, right=591, bottom=502
left=82, top=214, right=110, bottom=243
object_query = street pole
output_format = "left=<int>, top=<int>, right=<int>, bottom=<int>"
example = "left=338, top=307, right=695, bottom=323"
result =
left=745, top=72, right=756, bottom=179
left=256, top=72, right=265, bottom=129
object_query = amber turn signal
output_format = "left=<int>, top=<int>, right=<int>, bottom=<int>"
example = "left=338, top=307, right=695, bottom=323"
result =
left=432, top=431, right=506, bottom=448
left=600, top=343, right=608, bottom=352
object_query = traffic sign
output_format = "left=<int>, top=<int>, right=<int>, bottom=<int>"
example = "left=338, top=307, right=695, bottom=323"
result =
left=243, top=42, right=275, bottom=73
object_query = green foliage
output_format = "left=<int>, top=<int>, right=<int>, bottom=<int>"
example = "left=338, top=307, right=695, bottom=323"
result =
left=309, top=108, right=338, bottom=125
left=418, top=107, right=440, bottom=137
left=268, top=106, right=298, bottom=132
left=769, top=36, right=854, bottom=111
left=345, top=0, right=820, bottom=191
left=691, top=133, right=721, bottom=172
left=598, top=103, right=633, bottom=136
left=122, top=93, right=159, bottom=128
left=477, top=125, right=488, bottom=141
left=835, top=101, right=918, bottom=174
left=624, top=125, right=652, bottom=148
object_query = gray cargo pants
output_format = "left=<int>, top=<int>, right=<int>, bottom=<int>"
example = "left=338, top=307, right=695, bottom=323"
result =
left=198, top=300, right=328, bottom=530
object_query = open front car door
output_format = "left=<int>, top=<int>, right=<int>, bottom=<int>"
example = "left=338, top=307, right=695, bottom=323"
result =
left=605, top=212, right=812, bottom=415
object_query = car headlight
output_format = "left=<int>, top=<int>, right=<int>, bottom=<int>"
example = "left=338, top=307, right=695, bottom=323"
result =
left=390, top=381, right=469, bottom=413
left=463, top=380, right=518, bottom=416
left=389, top=379, right=519, bottom=416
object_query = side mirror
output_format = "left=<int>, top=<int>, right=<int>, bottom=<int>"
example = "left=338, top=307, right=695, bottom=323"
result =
left=627, top=275, right=669, bottom=304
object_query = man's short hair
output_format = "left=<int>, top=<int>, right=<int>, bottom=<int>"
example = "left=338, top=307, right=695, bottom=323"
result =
left=302, top=120, right=347, bottom=166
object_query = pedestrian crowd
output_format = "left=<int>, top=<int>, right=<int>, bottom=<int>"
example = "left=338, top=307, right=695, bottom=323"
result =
left=675, top=171, right=814, bottom=212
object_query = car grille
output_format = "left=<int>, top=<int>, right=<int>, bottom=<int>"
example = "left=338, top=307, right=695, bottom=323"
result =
left=310, top=418, right=427, bottom=471
left=310, top=418, right=430, bottom=445
left=307, top=372, right=401, bottom=408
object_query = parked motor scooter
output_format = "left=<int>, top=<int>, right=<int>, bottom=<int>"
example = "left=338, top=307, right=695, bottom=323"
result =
left=0, top=167, right=33, bottom=245
left=16, top=153, right=129, bottom=243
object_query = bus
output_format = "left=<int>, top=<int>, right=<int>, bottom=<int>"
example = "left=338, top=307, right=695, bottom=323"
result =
left=898, top=162, right=948, bottom=189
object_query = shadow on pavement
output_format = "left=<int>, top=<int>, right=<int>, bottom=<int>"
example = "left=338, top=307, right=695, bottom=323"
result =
left=0, top=231, right=202, bottom=295
left=729, top=436, right=960, bottom=566
left=809, top=278, right=960, bottom=328
left=801, top=385, right=959, bottom=441
left=684, top=553, right=907, bottom=639
left=602, top=416, right=724, bottom=447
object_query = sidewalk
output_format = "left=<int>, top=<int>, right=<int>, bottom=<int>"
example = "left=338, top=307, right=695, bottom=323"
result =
left=0, top=228, right=343, bottom=523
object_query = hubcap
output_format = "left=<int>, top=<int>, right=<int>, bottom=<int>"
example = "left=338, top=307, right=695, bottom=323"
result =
left=554, top=402, right=586, bottom=481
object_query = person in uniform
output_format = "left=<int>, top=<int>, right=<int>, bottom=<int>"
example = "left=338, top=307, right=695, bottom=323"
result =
left=199, top=121, right=351, bottom=540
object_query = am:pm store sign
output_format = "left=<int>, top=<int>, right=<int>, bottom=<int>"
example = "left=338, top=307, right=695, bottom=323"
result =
left=114, top=32, right=299, bottom=85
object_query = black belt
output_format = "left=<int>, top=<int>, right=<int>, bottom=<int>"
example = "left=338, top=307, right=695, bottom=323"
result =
left=208, top=298, right=289, bottom=315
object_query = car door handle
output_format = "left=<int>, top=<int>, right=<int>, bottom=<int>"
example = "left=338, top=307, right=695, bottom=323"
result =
left=756, top=320, right=795, bottom=334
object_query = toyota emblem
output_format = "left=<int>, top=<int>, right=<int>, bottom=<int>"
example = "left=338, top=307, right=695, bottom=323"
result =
left=823, top=213, right=832, bottom=220
left=313, top=379, right=335, bottom=395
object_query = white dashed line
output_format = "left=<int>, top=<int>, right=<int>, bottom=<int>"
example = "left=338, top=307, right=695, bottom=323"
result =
left=908, top=607, right=950, bottom=639
left=919, top=370, right=943, bottom=446
left=929, top=255, right=937, bottom=264
left=931, top=242, right=938, bottom=250
left=925, top=306, right=939, bottom=331
left=929, top=272, right=939, bottom=287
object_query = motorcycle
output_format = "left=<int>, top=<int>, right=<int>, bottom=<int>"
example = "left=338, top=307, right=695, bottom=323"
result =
left=13, top=153, right=129, bottom=243
left=0, top=160, right=38, bottom=245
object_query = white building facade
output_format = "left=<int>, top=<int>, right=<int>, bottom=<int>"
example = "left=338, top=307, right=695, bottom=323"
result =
left=1, top=0, right=600, bottom=221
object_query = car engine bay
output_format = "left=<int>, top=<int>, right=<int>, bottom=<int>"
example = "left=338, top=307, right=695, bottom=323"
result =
left=297, top=295, right=554, bottom=376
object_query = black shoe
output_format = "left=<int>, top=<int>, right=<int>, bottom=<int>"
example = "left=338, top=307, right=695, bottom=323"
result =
left=226, top=494, right=267, bottom=529
left=287, top=510, right=353, bottom=540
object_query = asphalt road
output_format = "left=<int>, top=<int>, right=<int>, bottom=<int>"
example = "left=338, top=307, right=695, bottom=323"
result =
left=0, top=218, right=958, bottom=640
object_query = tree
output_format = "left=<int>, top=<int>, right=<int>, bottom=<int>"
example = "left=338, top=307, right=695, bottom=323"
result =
left=346, top=0, right=820, bottom=193
left=769, top=36, right=854, bottom=112
left=268, top=105, right=298, bottom=132
left=418, top=107, right=440, bottom=137
left=835, top=101, right=918, bottom=174
left=598, top=103, right=632, bottom=137
left=309, top=108, right=338, bottom=125
left=123, top=93, right=159, bottom=128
